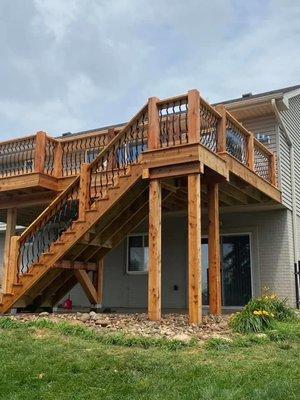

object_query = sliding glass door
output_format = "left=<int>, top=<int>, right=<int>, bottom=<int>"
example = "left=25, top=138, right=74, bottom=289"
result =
left=201, top=234, right=252, bottom=307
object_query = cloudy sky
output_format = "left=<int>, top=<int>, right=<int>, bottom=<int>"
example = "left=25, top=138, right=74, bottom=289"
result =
left=0, top=0, right=299, bottom=140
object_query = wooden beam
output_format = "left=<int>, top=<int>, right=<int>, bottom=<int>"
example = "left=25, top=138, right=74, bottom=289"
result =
left=78, top=163, right=90, bottom=220
left=208, top=183, right=222, bottom=315
left=187, top=89, right=200, bottom=143
left=148, top=179, right=162, bottom=321
left=2, top=208, right=17, bottom=291
left=95, top=258, right=104, bottom=305
left=5, top=236, right=20, bottom=294
left=34, top=131, right=47, bottom=173
left=215, top=105, right=226, bottom=154
left=148, top=97, right=160, bottom=150
left=187, top=174, right=202, bottom=324
left=53, top=141, right=63, bottom=178
left=74, top=269, right=98, bottom=304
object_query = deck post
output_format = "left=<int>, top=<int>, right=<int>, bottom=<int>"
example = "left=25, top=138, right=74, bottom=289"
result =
left=187, top=89, right=200, bottom=143
left=208, top=183, right=222, bottom=315
left=215, top=105, right=227, bottom=154
left=53, top=141, right=63, bottom=178
left=34, top=131, right=47, bottom=173
left=2, top=208, right=17, bottom=292
left=79, top=163, right=90, bottom=220
left=269, top=153, right=276, bottom=186
left=187, top=174, right=202, bottom=324
left=247, top=132, right=255, bottom=170
left=148, top=97, right=160, bottom=149
left=93, top=258, right=104, bottom=309
left=148, top=179, right=162, bottom=321
left=6, top=236, right=20, bottom=294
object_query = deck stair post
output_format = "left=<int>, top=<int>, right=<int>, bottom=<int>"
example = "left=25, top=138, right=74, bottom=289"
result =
left=187, top=89, right=200, bottom=143
left=215, top=105, right=227, bottom=154
left=4, top=236, right=20, bottom=295
left=34, top=131, right=47, bottom=173
left=79, top=163, right=91, bottom=220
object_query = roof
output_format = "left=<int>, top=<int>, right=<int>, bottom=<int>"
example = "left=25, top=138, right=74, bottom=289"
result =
left=215, top=84, right=300, bottom=106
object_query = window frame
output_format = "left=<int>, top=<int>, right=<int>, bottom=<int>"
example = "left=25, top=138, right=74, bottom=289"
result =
left=126, top=233, right=149, bottom=275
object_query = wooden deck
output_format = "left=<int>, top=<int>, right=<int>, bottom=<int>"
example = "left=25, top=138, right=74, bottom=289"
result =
left=0, top=89, right=282, bottom=323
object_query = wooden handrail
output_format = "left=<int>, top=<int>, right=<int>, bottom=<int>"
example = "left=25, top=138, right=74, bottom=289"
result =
left=88, top=103, right=148, bottom=172
left=19, top=176, right=80, bottom=242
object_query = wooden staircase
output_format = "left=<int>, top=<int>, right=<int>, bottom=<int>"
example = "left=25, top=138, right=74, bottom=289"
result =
left=0, top=103, right=150, bottom=313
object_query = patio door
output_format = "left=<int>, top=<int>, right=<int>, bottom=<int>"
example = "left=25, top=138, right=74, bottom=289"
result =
left=201, top=234, right=252, bottom=307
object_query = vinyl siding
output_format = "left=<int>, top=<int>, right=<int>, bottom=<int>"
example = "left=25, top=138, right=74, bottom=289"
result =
left=62, top=209, right=296, bottom=309
left=279, top=126, right=293, bottom=210
left=280, top=94, right=300, bottom=215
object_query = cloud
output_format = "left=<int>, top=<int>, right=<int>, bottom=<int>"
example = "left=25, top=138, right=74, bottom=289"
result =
left=0, top=0, right=299, bottom=139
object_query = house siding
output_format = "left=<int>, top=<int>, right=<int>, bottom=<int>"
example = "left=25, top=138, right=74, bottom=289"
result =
left=280, top=94, right=300, bottom=215
left=60, top=209, right=296, bottom=310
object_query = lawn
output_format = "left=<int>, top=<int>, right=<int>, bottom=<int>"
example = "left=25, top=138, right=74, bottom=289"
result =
left=0, top=317, right=299, bottom=400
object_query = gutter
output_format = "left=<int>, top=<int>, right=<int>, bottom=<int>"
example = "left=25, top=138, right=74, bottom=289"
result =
left=271, top=99, right=299, bottom=290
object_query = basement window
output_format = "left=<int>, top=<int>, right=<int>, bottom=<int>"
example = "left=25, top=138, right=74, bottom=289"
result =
left=127, top=234, right=148, bottom=274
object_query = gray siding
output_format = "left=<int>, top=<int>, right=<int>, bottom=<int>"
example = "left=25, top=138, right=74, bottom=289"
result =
left=279, top=126, right=293, bottom=210
left=64, top=209, right=296, bottom=309
left=280, top=94, right=300, bottom=215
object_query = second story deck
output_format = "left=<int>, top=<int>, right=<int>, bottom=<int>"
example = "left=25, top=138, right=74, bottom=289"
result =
left=0, top=90, right=281, bottom=226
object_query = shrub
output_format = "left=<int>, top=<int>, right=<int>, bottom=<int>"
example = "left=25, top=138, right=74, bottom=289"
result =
left=229, top=293, right=296, bottom=334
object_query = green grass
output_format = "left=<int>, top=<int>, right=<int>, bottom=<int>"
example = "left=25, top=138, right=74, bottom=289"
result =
left=0, top=317, right=299, bottom=400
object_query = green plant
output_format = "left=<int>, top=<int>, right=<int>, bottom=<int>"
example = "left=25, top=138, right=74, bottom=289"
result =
left=229, top=293, right=296, bottom=334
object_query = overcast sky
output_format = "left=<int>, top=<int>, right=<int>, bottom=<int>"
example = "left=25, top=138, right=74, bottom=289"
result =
left=0, top=0, right=299, bottom=140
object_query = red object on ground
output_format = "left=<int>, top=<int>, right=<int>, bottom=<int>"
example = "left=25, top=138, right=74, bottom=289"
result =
left=62, top=298, right=72, bottom=310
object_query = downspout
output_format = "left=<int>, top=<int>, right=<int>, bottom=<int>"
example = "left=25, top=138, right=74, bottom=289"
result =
left=271, top=99, right=299, bottom=302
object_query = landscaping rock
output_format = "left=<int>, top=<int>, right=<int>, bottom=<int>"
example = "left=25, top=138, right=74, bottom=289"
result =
left=39, top=312, right=49, bottom=317
left=79, top=313, right=90, bottom=322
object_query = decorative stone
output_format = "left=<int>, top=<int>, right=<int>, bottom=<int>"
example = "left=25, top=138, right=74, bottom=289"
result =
left=79, top=313, right=90, bottom=322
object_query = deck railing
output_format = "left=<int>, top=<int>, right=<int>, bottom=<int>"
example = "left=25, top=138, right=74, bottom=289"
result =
left=0, top=130, right=110, bottom=179
left=0, top=90, right=276, bottom=186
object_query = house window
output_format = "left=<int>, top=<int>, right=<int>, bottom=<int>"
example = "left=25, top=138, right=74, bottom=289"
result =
left=127, top=234, right=148, bottom=273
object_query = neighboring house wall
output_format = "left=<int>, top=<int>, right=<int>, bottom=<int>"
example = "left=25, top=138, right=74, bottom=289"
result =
left=242, top=115, right=277, bottom=154
left=62, top=209, right=296, bottom=309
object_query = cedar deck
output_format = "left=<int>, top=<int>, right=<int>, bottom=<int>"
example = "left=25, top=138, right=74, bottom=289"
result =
left=0, top=90, right=281, bottom=323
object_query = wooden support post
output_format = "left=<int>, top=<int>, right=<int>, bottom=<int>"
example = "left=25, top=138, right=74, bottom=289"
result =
left=269, top=153, right=276, bottom=186
left=247, top=132, right=255, bottom=170
left=148, top=179, right=162, bottom=321
left=148, top=97, right=160, bottom=150
left=187, top=89, right=200, bottom=143
left=74, top=270, right=98, bottom=304
left=5, top=236, right=20, bottom=294
left=34, top=131, right=47, bottom=173
left=215, top=105, right=227, bottom=154
left=2, top=208, right=17, bottom=292
left=53, top=141, right=63, bottom=178
left=187, top=174, right=202, bottom=324
left=208, top=183, right=222, bottom=315
left=79, top=163, right=90, bottom=220
left=93, top=258, right=104, bottom=307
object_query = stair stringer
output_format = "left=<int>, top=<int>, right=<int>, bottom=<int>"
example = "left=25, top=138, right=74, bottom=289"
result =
left=0, top=163, right=143, bottom=314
